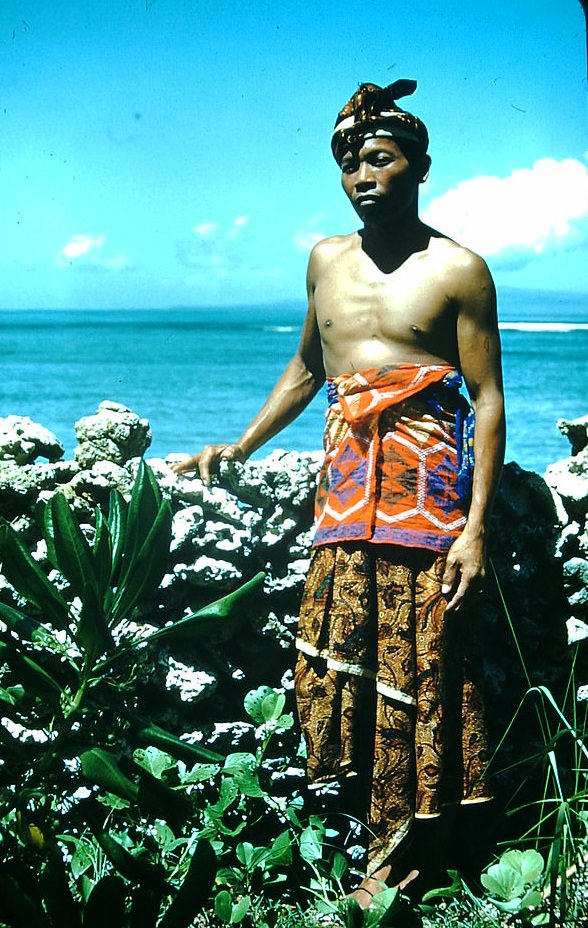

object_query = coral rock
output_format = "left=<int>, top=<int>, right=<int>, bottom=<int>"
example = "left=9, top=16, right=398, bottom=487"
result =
left=558, top=415, right=588, bottom=456
left=0, top=415, right=64, bottom=464
left=74, top=401, right=151, bottom=467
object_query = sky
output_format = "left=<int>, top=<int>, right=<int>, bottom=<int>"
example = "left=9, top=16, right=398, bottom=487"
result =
left=1, top=0, right=587, bottom=309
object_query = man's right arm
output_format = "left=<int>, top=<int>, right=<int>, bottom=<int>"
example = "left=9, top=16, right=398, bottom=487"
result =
left=170, top=252, right=326, bottom=483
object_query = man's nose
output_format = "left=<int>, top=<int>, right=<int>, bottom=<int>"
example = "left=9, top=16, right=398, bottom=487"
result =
left=355, top=162, right=375, bottom=188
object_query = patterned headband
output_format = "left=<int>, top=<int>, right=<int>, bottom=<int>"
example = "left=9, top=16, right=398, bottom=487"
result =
left=331, top=79, right=429, bottom=165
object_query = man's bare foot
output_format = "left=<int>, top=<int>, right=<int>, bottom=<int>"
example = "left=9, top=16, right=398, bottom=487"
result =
left=348, top=865, right=420, bottom=909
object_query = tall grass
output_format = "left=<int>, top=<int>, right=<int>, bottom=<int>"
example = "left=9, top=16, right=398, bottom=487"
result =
left=488, top=561, right=588, bottom=927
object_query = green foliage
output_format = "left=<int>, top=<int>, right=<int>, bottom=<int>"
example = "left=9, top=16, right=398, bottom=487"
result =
left=0, top=460, right=267, bottom=926
left=2, top=468, right=587, bottom=928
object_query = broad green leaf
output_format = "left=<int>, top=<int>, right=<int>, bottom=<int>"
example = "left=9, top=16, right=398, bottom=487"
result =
left=421, top=869, right=463, bottom=902
left=107, top=489, right=128, bottom=586
left=490, top=896, right=525, bottom=914
left=501, top=848, right=544, bottom=885
left=153, top=821, right=176, bottom=850
left=80, top=748, right=139, bottom=803
left=158, top=840, right=216, bottom=928
left=244, top=685, right=275, bottom=724
left=44, top=492, right=97, bottom=600
left=299, top=824, right=323, bottom=863
left=223, top=752, right=257, bottom=775
left=481, top=861, right=525, bottom=901
left=233, top=769, right=266, bottom=798
left=123, top=571, right=266, bottom=648
left=183, top=762, right=221, bottom=784
left=109, top=500, right=172, bottom=624
left=71, top=841, right=94, bottom=879
left=120, top=460, right=161, bottom=575
left=214, top=777, right=239, bottom=813
left=230, top=895, right=250, bottom=923
left=222, top=752, right=263, bottom=796
left=343, top=898, right=364, bottom=928
left=330, top=850, right=348, bottom=881
left=267, top=830, right=293, bottom=867
left=0, top=639, right=63, bottom=701
left=366, top=885, right=400, bottom=918
left=96, top=793, right=131, bottom=810
left=92, top=507, right=112, bottom=599
left=75, top=583, right=112, bottom=658
left=261, top=690, right=285, bottom=722
left=0, top=519, right=70, bottom=629
left=0, top=685, right=21, bottom=706
left=125, top=714, right=223, bottom=764
left=521, top=889, right=543, bottom=908
left=214, top=890, right=233, bottom=924
left=0, top=602, right=58, bottom=647
left=133, top=746, right=175, bottom=779
left=236, top=842, right=255, bottom=868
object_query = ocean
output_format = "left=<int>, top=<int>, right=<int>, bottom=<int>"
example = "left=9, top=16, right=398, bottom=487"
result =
left=1, top=289, right=587, bottom=475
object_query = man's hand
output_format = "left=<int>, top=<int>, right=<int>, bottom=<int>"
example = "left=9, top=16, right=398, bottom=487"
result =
left=169, top=444, right=246, bottom=485
left=441, top=531, right=487, bottom=613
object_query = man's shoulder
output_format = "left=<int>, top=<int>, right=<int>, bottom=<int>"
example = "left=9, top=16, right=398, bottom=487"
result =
left=310, top=232, right=357, bottom=264
left=427, top=232, right=487, bottom=274
left=425, top=232, right=494, bottom=294
left=424, top=232, right=496, bottom=313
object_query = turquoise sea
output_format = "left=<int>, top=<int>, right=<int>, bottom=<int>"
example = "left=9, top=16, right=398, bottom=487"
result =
left=1, top=289, right=587, bottom=475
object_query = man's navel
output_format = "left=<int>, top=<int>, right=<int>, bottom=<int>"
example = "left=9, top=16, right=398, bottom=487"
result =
left=324, top=319, right=333, bottom=327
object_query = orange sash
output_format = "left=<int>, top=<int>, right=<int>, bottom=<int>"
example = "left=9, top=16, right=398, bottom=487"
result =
left=313, top=364, right=472, bottom=551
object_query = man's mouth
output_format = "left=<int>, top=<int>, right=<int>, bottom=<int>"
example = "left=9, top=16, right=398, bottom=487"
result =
left=355, top=194, right=378, bottom=205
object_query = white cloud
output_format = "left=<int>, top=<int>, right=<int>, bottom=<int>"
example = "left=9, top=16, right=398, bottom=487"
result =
left=228, top=216, right=249, bottom=239
left=56, top=234, right=133, bottom=271
left=179, top=216, right=251, bottom=273
left=60, top=234, right=105, bottom=260
left=193, top=222, right=219, bottom=237
left=422, top=157, right=588, bottom=263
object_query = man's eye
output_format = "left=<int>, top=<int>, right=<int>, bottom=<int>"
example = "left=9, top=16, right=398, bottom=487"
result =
left=341, top=162, right=356, bottom=174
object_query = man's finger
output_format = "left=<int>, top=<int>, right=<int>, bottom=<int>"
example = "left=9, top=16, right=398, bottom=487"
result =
left=441, top=560, right=458, bottom=599
left=169, top=455, right=198, bottom=475
left=198, top=449, right=217, bottom=486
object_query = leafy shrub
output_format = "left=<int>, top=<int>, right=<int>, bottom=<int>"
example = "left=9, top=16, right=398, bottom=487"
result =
left=0, top=461, right=266, bottom=926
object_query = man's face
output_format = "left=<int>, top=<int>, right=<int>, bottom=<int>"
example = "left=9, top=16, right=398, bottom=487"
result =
left=340, top=136, right=422, bottom=223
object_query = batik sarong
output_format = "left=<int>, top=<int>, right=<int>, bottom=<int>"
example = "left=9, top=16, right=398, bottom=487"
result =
left=295, top=543, right=491, bottom=873
left=313, top=364, right=474, bottom=551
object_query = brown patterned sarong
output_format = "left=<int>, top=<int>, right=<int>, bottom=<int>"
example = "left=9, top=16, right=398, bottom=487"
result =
left=295, top=543, right=490, bottom=873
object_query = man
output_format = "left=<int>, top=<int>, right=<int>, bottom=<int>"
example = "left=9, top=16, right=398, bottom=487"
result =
left=171, top=79, right=505, bottom=903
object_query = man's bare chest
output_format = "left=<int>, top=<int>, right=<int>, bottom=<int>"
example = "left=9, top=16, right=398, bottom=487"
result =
left=314, top=257, right=454, bottom=338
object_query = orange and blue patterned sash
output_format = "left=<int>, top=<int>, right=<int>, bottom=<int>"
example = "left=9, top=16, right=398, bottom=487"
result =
left=313, top=364, right=474, bottom=551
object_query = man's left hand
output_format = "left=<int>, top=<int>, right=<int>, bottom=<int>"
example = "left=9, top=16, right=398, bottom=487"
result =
left=441, top=532, right=486, bottom=613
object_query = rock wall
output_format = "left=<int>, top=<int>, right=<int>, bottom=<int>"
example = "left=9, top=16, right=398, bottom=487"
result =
left=0, top=402, right=587, bottom=763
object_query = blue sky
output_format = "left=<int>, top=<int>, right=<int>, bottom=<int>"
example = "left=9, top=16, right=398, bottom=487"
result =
left=1, top=0, right=587, bottom=308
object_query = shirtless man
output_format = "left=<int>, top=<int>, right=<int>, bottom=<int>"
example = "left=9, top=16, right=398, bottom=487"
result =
left=172, top=80, right=505, bottom=902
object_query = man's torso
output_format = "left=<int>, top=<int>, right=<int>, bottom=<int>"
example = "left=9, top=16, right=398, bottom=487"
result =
left=310, top=230, right=476, bottom=378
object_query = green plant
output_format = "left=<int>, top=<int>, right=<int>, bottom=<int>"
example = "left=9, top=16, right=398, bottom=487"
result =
left=485, top=562, right=588, bottom=927
left=0, top=460, right=265, bottom=925
left=421, top=849, right=547, bottom=927
left=480, top=848, right=545, bottom=919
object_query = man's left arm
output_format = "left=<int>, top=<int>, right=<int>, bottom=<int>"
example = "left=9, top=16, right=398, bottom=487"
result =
left=442, top=254, right=506, bottom=612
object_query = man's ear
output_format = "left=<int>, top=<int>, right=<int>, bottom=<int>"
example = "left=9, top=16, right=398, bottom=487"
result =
left=418, top=154, right=432, bottom=184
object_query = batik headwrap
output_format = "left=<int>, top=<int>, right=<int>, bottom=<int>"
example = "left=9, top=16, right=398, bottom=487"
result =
left=331, top=78, right=429, bottom=166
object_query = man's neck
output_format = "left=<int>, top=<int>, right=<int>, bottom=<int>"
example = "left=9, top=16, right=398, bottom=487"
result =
left=359, top=216, right=430, bottom=274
